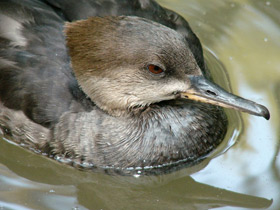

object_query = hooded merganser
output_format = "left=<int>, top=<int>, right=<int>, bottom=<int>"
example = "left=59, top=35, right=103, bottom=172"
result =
left=0, top=0, right=269, bottom=174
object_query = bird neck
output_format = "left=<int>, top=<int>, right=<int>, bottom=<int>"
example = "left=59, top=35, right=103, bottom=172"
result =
left=50, top=101, right=227, bottom=170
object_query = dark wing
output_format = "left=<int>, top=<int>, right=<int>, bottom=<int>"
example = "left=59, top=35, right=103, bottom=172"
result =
left=0, top=0, right=93, bottom=128
left=0, top=0, right=204, bottom=128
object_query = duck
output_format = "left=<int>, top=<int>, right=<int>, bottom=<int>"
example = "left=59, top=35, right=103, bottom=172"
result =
left=0, top=0, right=269, bottom=174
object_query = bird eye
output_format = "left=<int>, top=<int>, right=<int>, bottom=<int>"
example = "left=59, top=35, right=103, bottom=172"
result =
left=147, top=64, right=164, bottom=74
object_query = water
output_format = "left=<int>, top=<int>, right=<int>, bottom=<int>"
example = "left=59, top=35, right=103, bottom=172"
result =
left=0, top=0, right=279, bottom=209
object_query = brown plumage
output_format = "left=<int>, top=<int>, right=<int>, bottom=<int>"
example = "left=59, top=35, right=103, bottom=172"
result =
left=0, top=0, right=269, bottom=175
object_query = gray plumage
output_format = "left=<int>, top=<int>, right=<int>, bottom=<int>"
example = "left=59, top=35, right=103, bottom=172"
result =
left=0, top=0, right=268, bottom=175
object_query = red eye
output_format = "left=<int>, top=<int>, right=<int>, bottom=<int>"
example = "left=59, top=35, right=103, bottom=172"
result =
left=147, top=64, right=164, bottom=74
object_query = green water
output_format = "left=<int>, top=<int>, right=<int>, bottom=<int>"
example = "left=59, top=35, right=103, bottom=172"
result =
left=0, top=0, right=279, bottom=209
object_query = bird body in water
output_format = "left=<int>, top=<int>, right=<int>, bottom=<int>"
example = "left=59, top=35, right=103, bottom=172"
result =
left=0, top=0, right=269, bottom=174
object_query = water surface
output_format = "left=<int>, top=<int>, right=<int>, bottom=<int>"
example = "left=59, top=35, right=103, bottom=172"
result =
left=0, top=0, right=279, bottom=209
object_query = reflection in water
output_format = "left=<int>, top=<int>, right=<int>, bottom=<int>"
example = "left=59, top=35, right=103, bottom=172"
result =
left=159, top=0, right=280, bottom=209
left=0, top=138, right=272, bottom=209
left=0, top=0, right=279, bottom=209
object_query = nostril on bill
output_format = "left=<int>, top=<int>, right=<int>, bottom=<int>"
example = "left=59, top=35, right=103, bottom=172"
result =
left=206, top=90, right=217, bottom=96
